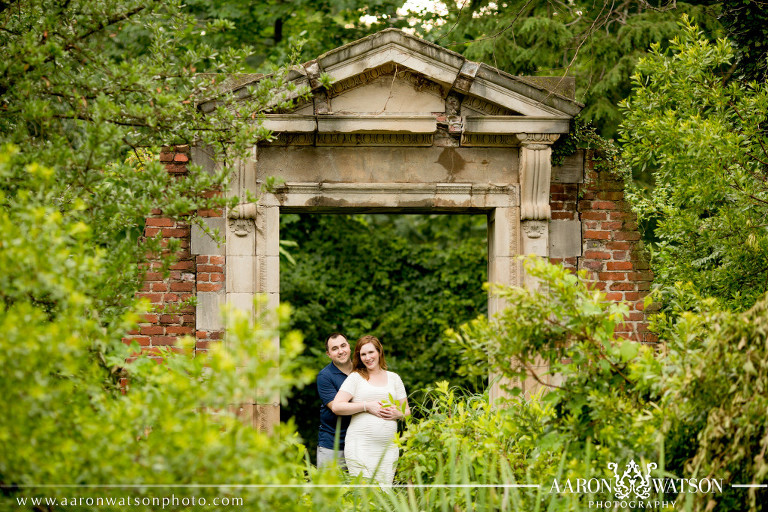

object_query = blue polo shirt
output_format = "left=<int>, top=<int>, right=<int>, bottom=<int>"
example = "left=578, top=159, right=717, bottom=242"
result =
left=317, top=362, right=351, bottom=450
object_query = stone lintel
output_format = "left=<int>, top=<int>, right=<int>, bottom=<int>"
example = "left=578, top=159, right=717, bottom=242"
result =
left=261, top=182, right=518, bottom=210
left=463, top=116, right=570, bottom=135
left=262, top=115, right=317, bottom=132
left=316, top=115, right=437, bottom=134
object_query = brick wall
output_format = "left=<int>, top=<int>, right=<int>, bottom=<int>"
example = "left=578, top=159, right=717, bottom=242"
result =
left=129, top=146, right=655, bottom=364
left=122, top=145, right=201, bottom=362
left=551, top=150, right=654, bottom=343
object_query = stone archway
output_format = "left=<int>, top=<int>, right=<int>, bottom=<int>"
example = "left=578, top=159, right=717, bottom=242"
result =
left=128, top=29, right=651, bottom=430
left=190, top=29, right=584, bottom=428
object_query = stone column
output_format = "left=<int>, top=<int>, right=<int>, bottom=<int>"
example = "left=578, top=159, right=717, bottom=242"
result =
left=517, top=133, right=559, bottom=398
left=225, top=147, right=280, bottom=432
left=487, top=206, right=522, bottom=403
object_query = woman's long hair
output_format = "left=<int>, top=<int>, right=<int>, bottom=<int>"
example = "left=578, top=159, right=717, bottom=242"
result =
left=352, top=335, right=387, bottom=380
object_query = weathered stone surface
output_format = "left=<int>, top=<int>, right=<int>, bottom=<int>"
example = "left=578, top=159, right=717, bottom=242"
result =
left=549, top=219, right=582, bottom=258
left=552, top=150, right=585, bottom=183
left=196, top=292, right=224, bottom=331
left=191, top=217, right=225, bottom=256
left=331, top=75, right=444, bottom=113
left=256, top=146, right=519, bottom=184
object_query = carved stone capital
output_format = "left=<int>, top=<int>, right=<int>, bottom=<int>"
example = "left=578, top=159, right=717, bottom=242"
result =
left=522, top=220, right=547, bottom=239
left=519, top=141, right=554, bottom=220
left=228, top=203, right=258, bottom=237
left=517, top=132, right=560, bottom=149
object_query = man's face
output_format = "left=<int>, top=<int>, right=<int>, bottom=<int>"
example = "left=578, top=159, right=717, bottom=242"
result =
left=326, top=336, right=350, bottom=366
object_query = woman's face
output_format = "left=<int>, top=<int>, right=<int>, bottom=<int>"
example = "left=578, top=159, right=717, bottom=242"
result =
left=359, top=343, right=380, bottom=371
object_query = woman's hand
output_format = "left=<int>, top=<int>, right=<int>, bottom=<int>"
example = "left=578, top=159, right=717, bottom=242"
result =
left=379, top=404, right=403, bottom=420
left=364, top=401, right=385, bottom=418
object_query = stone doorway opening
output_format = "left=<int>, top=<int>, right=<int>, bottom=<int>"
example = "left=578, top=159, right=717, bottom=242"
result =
left=278, top=211, right=489, bottom=461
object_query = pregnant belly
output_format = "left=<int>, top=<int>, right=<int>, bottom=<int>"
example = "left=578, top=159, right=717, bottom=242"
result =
left=348, top=414, right=397, bottom=442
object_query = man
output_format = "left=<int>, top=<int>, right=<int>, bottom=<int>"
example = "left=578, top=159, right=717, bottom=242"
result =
left=316, top=332, right=353, bottom=468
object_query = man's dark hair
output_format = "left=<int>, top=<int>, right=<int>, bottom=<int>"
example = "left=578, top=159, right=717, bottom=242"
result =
left=325, top=332, right=347, bottom=351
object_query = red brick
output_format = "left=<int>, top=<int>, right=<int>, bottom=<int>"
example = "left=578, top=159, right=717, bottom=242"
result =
left=584, top=230, right=611, bottom=240
left=159, top=152, right=174, bottom=162
left=169, top=260, right=194, bottom=271
left=151, top=336, right=178, bottom=346
left=607, top=261, right=633, bottom=271
left=170, top=282, right=194, bottom=292
left=605, top=292, right=623, bottom=301
left=552, top=212, right=576, bottom=220
left=209, top=256, right=225, bottom=265
left=161, top=227, right=190, bottom=238
left=196, top=341, right=210, bottom=350
left=550, top=184, right=567, bottom=194
left=197, top=265, right=222, bottom=273
left=614, top=231, right=642, bottom=241
left=136, top=292, right=163, bottom=303
left=584, top=220, right=600, bottom=230
left=174, top=153, right=189, bottom=163
left=209, top=331, right=225, bottom=340
left=197, top=283, right=222, bottom=292
left=150, top=282, right=169, bottom=292
left=597, top=191, right=624, bottom=201
left=196, top=331, right=209, bottom=339
left=592, top=201, right=617, bottom=210
left=144, top=227, right=161, bottom=237
left=624, top=292, right=641, bottom=301
left=210, top=273, right=225, bottom=282
left=600, top=221, right=623, bottom=230
left=612, top=251, right=628, bottom=260
left=166, top=326, right=195, bottom=335
left=598, top=272, right=626, bottom=281
left=197, top=272, right=210, bottom=282
left=627, top=312, right=645, bottom=322
left=583, top=260, right=603, bottom=271
left=584, top=250, right=611, bottom=260
left=140, top=325, right=164, bottom=335
left=146, top=217, right=174, bottom=227
left=606, top=241, right=630, bottom=250
left=610, top=282, right=636, bottom=291
left=609, top=211, right=634, bottom=220
left=143, top=271, right=164, bottom=281
left=581, top=211, right=608, bottom=221
left=165, top=164, right=187, bottom=174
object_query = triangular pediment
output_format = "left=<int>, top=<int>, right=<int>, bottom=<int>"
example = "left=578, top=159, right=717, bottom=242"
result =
left=299, top=29, right=582, bottom=118
left=205, top=29, right=584, bottom=141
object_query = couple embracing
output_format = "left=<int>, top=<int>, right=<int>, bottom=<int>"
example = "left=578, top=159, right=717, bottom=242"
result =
left=316, top=333, right=410, bottom=486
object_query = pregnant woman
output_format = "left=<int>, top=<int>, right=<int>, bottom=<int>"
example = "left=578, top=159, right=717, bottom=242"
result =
left=330, top=335, right=410, bottom=486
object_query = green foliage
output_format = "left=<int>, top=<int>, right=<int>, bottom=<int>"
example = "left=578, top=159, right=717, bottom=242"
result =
left=183, top=0, right=409, bottom=71
left=280, top=213, right=488, bottom=456
left=439, top=255, right=768, bottom=510
left=396, top=382, right=561, bottom=496
left=409, top=1, right=722, bottom=138
left=719, top=0, right=768, bottom=81
left=449, top=257, right=656, bottom=460
left=0, top=146, right=349, bottom=510
left=620, top=18, right=768, bottom=311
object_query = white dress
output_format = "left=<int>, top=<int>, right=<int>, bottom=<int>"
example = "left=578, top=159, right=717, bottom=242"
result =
left=339, top=371, right=407, bottom=486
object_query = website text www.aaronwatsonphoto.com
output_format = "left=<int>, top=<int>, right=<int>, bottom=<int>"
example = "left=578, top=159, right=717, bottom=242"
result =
left=14, top=494, right=243, bottom=509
